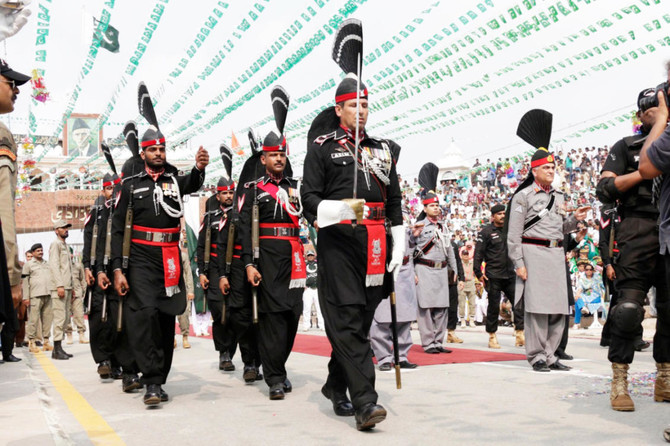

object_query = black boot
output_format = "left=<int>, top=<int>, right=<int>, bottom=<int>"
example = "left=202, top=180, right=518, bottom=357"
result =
left=52, top=341, right=69, bottom=360
left=60, top=342, right=73, bottom=358
left=122, top=373, right=142, bottom=393
left=218, top=351, right=235, bottom=371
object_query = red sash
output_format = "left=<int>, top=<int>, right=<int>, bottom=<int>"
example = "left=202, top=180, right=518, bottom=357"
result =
left=339, top=202, right=387, bottom=287
left=256, top=181, right=300, bottom=227
left=255, top=181, right=305, bottom=288
left=132, top=225, right=181, bottom=296
left=260, top=223, right=306, bottom=288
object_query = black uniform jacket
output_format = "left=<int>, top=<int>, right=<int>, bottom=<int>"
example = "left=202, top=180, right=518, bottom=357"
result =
left=111, top=165, right=204, bottom=315
left=196, top=196, right=228, bottom=302
left=474, top=223, right=515, bottom=280
left=301, top=126, right=402, bottom=306
left=237, top=174, right=304, bottom=313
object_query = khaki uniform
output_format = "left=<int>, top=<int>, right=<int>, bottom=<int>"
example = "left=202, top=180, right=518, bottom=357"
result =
left=458, top=258, right=477, bottom=322
left=22, top=258, right=53, bottom=341
left=66, top=260, right=87, bottom=336
left=0, top=122, right=20, bottom=287
left=49, top=239, right=73, bottom=342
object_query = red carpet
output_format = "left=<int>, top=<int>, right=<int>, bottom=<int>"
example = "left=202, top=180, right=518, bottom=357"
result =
left=176, top=326, right=527, bottom=366
left=292, top=334, right=527, bottom=366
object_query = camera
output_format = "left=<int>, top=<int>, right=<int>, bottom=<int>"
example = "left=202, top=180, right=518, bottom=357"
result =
left=639, top=82, right=670, bottom=112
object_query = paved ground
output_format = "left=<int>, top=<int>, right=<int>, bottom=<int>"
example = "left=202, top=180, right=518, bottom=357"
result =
left=1, top=320, right=668, bottom=446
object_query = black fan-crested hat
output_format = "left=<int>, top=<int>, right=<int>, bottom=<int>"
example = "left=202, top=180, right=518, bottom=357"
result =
left=418, top=162, right=439, bottom=205
left=123, top=121, right=139, bottom=157
left=217, top=143, right=235, bottom=191
left=517, top=109, right=555, bottom=169
left=137, top=82, right=165, bottom=150
left=332, top=19, right=366, bottom=104
left=262, top=85, right=290, bottom=153
left=248, top=128, right=260, bottom=154
left=101, top=142, right=116, bottom=175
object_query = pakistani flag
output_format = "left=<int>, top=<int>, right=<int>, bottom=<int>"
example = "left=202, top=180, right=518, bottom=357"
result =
left=184, top=195, right=207, bottom=313
left=98, top=23, right=120, bottom=53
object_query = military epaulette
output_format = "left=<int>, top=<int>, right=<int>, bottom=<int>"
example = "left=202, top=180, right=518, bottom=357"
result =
left=0, top=146, right=16, bottom=162
left=313, top=131, right=338, bottom=146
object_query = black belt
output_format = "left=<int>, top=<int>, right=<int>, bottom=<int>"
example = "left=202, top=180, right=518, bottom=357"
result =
left=414, top=258, right=448, bottom=269
left=259, top=226, right=300, bottom=237
left=521, top=237, right=562, bottom=248
left=131, top=229, right=180, bottom=243
left=402, top=255, right=410, bottom=265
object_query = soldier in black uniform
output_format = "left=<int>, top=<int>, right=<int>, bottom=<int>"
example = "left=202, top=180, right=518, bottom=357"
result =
left=112, top=84, right=208, bottom=406
left=473, top=203, right=525, bottom=349
left=596, top=87, right=670, bottom=411
left=83, top=173, right=122, bottom=379
left=197, top=177, right=237, bottom=371
left=239, top=86, right=304, bottom=400
left=597, top=205, right=649, bottom=351
left=302, top=72, right=404, bottom=430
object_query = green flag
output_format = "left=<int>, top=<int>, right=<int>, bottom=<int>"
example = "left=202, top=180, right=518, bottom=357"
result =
left=98, top=23, right=120, bottom=53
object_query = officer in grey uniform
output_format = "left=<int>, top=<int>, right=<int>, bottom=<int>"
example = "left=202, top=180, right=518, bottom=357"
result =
left=370, top=220, right=418, bottom=370
left=507, top=146, right=588, bottom=372
left=411, top=186, right=457, bottom=354
left=49, top=219, right=75, bottom=360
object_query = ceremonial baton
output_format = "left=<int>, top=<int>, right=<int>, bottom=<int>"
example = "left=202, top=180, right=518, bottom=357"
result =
left=222, top=221, right=236, bottom=325
left=389, top=255, right=402, bottom=389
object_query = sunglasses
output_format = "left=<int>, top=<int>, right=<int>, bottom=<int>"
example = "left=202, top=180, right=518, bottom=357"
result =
left=0, top=79, right=16, bottom=89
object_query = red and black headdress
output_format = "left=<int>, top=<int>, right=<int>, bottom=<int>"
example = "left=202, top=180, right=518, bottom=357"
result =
left=137, top=82, right=165, bottom=150
left=418, top=162, right=440, bottom=206
left=332, top=18, right=366, bottom=105
left=217, top=143, right=235, bottom=191
left=262, top=86, right=290, bottom=154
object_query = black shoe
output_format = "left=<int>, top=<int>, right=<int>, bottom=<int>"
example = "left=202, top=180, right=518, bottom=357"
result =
left=0, top=358, right=3, bottom=364
left=35, top=340, right=43, bottom=347
left=243, top=365, right=258, bottom=383
left=635, top=340, right=651, bottom=352
left=556, top=351, right=574, bottom=361
left=3, top=354, right=21, bottom=362
left=355, top=403, right=387, bottom=431
left=160, top=387, right=169, bottom=402
left=532, top=360, right=550, bottom=372
left=424, top=347, right=439, bottom=354
left=144, top=384, right=161, bottom=406
left=283, top=378, right=292, bottom=393
left=98, top=360, right=112, bottom=378
left=378, top=362, right=392, bottom=371
left=269, top=383, right=285, bottom=400
left=52, top=341, right=69, bottom=360
left=398, top=361, right=418, bottom=369
left=321, top=384, right=355, bottom=417
left=436, top=346, right=452, bottom=354
left=218, top=352, right=235, bottom=371
left=122, top=373, right=142, bottom=393
left=256, top=371, right=264, bottom=381
left=549, top=360, right=572, bottom=371
left=111, top=367, right=123, bottom=380
left=600, top=337, right=611, bottom=348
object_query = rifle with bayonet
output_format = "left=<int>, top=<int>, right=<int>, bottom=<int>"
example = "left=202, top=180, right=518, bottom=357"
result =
left=119, top=184, right=134, bottom=331
left=222, top=219, right=235, bottom=325
left=85, top=203, right=99, bottom=315
left=251, top=184, right=260, bottom=324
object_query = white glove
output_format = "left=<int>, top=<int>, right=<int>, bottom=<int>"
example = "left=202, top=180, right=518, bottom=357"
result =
left=317, top=200, right=357, bottom=228
left=0, top=1, right=31, bottom=42
left=387, top=225, right=405, bottom=281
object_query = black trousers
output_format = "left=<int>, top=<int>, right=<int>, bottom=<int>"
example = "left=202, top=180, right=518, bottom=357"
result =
left=609, top=217, right=670, bottom=364
left=228, top=305, right=260, bottom=367
left=89, top=288, right=118, bottom=365
left=257, top=303, right=301, bottom=386
left=1, top=308, right=17, bottom=358
left=321, top=296, right=379, bottom=409
left=126, top=306, right=175, bottom=385
left=208, top=299, right=237, bottom=356
left=486, top=277, right=524, bottom=333
left=446, top=283, right=458, bottom=331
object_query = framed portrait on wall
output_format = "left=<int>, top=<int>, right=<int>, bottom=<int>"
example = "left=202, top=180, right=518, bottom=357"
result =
left=63, top=113, right=102, bottom=157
